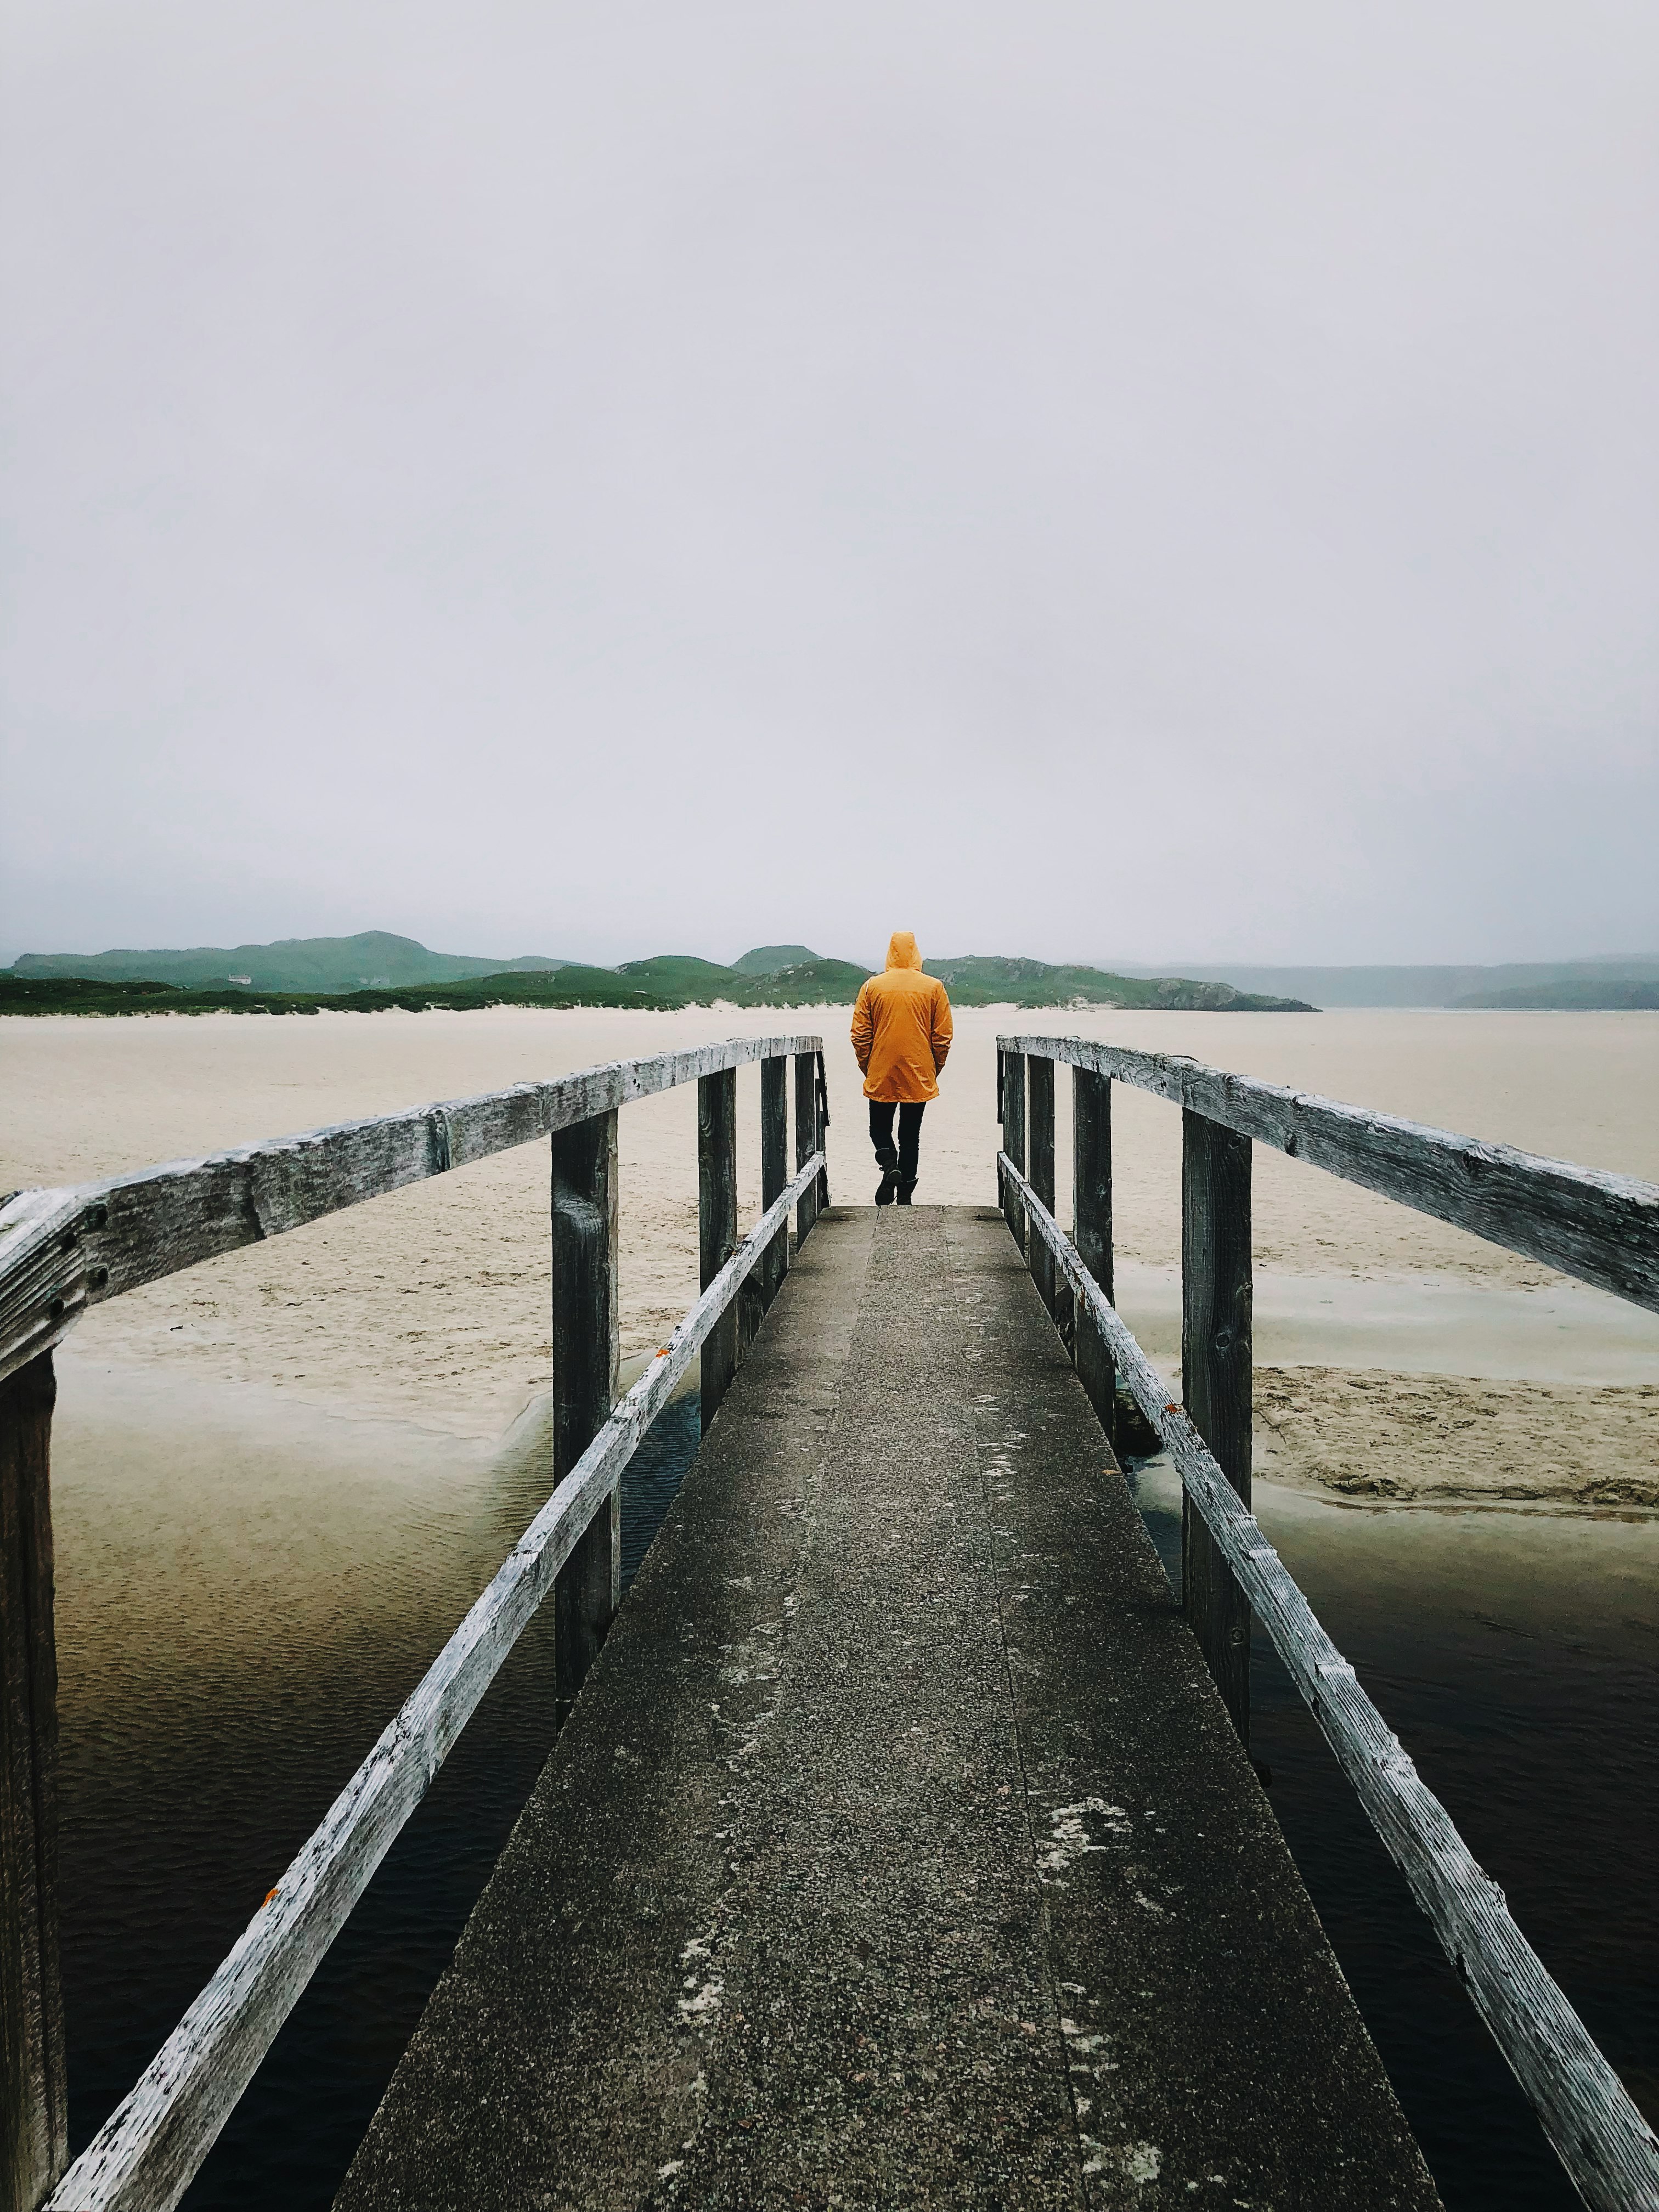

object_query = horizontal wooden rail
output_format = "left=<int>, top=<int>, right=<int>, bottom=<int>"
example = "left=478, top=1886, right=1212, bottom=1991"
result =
left=46, top=1148, right=826, bottom=2212
left=997, top=1149, right=1659, bottom=2212
left=0, top=1036, right=825, bottom=1387
left=998, top=1034, right=1659, bottom=1316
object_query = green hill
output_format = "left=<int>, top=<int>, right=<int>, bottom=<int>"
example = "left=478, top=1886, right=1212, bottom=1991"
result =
left=926, top=956, right=1314, bottom=1012
left=8, top=930, right=566, bottom=994
left=731, top=944, right=821, bottom=976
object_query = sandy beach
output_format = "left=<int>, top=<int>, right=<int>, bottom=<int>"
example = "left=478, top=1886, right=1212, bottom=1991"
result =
left=4, top=1003, right=1657, bottom=1504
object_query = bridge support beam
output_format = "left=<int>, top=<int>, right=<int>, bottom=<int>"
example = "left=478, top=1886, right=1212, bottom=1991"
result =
left=0, top=1349, right=67, bottom=2212
left=1000, top=1050, right=1026, bottom=1252
left=1072, top=1068, right=1115, bottom=1451
left=1027, top=1056, right=1059, bottom=1326
left=700, top=1069, right=740, bottom=1431
left=1181, top=1110, right=1254, bottom=1742
left=551, top=1113, right=620, bottom=1725
left=759, top=1058, right=788, bottom=1314
left=793, top=1053, right=820, bottom=1249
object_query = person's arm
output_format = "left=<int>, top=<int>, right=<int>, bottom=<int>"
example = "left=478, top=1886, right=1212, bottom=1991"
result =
left=929, top=984, right=953, bottom=1074
left=850, top=983, right=874, bottom=1074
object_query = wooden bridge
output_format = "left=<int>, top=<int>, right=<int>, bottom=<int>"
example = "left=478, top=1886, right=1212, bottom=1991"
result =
left=2, top=1035, right=1657, bottom=2210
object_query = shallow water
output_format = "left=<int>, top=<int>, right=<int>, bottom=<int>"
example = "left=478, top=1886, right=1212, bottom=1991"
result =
left=49, top=1349, right=1658, bottom=2211
left=1128, top=1458, right=1659, bottom=2209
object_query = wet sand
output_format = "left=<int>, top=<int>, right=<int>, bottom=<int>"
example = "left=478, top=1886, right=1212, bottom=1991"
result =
left=4, top=1003, right=1657, bottom=1502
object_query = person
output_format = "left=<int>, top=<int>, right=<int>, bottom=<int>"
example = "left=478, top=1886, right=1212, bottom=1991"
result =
left=850, top=932, right=953, bottom=1205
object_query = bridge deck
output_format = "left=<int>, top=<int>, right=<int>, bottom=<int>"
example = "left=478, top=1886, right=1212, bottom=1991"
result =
left=335, top=1206, right=1439, bottom=2211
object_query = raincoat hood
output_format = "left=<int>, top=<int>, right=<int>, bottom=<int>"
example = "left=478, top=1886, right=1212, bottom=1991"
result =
left=885, top=932, right=923, bottom=971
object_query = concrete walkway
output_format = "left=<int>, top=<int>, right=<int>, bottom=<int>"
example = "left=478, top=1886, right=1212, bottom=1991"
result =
left=335, top=1207, right=1440, bottom=2211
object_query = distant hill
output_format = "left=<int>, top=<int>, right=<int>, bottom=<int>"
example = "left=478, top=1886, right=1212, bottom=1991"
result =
left=1110, top=957, right=1659, bottom=1008
left=926, top=956, right=1313, bottom=1012
left=8, top=931, right=567, bottom=994
left=732, top=944, right=820, bottom=975
left=1449, top=979, right=1659, bottom=1011
left=4, top=933, right=1313, bottom=1016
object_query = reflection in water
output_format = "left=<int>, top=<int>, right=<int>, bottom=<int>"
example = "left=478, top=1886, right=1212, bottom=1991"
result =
left=52, top=1356, right=701, bottom=2212
left=1127, top=1457, right=1659, bottom=2212
left=51, top=1348, right=1657, bottom=2212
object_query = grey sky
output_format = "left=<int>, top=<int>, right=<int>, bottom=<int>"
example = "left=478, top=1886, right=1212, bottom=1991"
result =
left=3, top=2, right=1656, bottom=970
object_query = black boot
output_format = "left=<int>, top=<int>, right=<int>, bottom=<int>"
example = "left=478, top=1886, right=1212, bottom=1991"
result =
left=874, top=1146, right=899, bottom=1206
left=896, top=1179, right=917, bottom=1206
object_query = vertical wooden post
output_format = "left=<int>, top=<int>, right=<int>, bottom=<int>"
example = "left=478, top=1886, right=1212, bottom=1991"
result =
left=1073, top=1068, right=1116, bottom=1450
left=699, top=1069, right=739, bottom=1432
left=1028, top=1054, right=1057, bottom=1318
left=814, top=1053, right=831, bottom=1212
left=1001, top=1049, right=1027, bottom=1251
left=1, top=1351, right=68, bottom=2212
left=1181, top=1109, right=1253, bottom=1741
left=793, top=1052, right=819, bottom=1248
left=551, top=1112, right=620, bottom=1726
left=760, top=1056, right=788, bottom=1311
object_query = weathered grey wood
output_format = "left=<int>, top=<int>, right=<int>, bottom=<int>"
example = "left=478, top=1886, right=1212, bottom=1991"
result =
left=1071, top=1066, right=1115, bottom=1446
left=814, top=1053, right=832, bottom=1212
left=760, top=1057, right=789, bottom=1313
left=1, top=1353, right=66, bottom=2212
left=550, top=1112, right=620, bottom=1726
left=998, top=1034, right=1659, bottom=1317
left=1001, top=1051, right=1027, bottom=1250
left=1026, top=1055, right=1058, bottom=1320
left=698, top=1070, right=738, bottom=1434
left=44, top=1151, right=825, bottom=2212
left=1181, top=1111, right=1253, bottom=1741
left=999, top=1149, right=1659, bottom=2212
left=794, top=1052, right=820, bottom=1245
left=0, top=1036, right=826, bottom=1389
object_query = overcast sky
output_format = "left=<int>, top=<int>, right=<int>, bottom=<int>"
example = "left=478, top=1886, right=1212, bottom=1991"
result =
left=3, top=2, right=1656, bottom=970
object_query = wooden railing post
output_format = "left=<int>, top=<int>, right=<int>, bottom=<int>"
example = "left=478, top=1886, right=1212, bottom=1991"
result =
left=760, top=1057, right=788, bottom=1312
left=1028, top=1054, right=1057, bottom=1319
left=1181, top=1109, right=1253, bottom=1740
left=699, top=1069, right=739, bottom=1431
left=1001, top=1049, right=1027, bottom=1250
left=1, top=1350, right=68, bottom=2212
left=550, top=1112, right=620, bottom=1725
left=1073, top=1067, right=1115, bottom=1449
left=793, top=1052, right=820, bottom=1247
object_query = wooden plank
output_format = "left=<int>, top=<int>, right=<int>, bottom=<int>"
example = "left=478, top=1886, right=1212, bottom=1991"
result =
left=0, top=1036, right=826, bottom=1389
left=998, top=1150, right=1659, bottom=2212
left=1181, top=1110, right=1254, bottom=1741
left=1, top=1352, right=67, bottom=2212
left=698, top=1070, right=738, bottom=1434
left=550, top=1111, right=620, bottom=1726
left=1071, top=1068, right=1116, bottom=1446
left=999, top=1035, right=1659, bottom=1316
left=46, top=1152, right=826, bottom=2212
left=1027, top=1055, right=1058, bottom=1320
left=794, top=1053, right=820, bottom=1246
left=760, top=1057, right=789, bottom=1313
left=814, top=1053, right=831, bottom=1212
left=1001, top=1051, right=1026, bottom=1251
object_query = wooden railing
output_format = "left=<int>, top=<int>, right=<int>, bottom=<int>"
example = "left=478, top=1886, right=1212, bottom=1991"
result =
left=0, top=1036, right=828, bottom=2212
left=996, top=1034, right=1659, bottom=2212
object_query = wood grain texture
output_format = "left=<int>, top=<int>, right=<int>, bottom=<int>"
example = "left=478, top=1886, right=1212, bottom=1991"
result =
left=551, top=1112, right=621, bottom=1724
left=999, top=1150, right=1659, bottom=2212
left=1000, top=1051, right=1026, bottom=1251
left=1027, top=1054, right=1057, bottom=1320
left=1000, top=1035, right=1659, bottom=1316
left=44, top=1152, right=825, bottom=2212
left=0, top=1354, right=67, bottom=2212
left=698, top=1070, right=738, bottom=1435
left=1181, top=1111, right=1254, bottom=1741
left=794, top=1053, right=821, bottom=1246
left=759, top=1057, right=789, bottom=1317
left=0, top=1036, right=826, bottom=1389
left=1071, top=1068, right=1115, bottom=1444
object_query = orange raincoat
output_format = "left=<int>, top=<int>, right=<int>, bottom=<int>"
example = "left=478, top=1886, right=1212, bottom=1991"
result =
left=851, top=933, right=953, bottom=1102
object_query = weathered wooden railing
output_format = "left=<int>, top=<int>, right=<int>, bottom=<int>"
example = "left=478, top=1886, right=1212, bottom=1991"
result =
left=996, top=1034, right=1659, bottom=2212
left=0, top=1035, right=828, bottom=2212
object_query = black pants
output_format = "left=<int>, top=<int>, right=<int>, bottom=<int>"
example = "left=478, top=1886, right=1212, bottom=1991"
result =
left=869, top=1100, right=926, bottom=1184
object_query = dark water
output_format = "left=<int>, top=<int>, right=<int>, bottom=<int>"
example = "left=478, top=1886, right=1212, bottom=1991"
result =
left=1127, top=1457, right=1659, bottom=2211
left=52, top=1370, right=1656, bottom=2211
left=53, top=1372, right=702, bottom=2211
